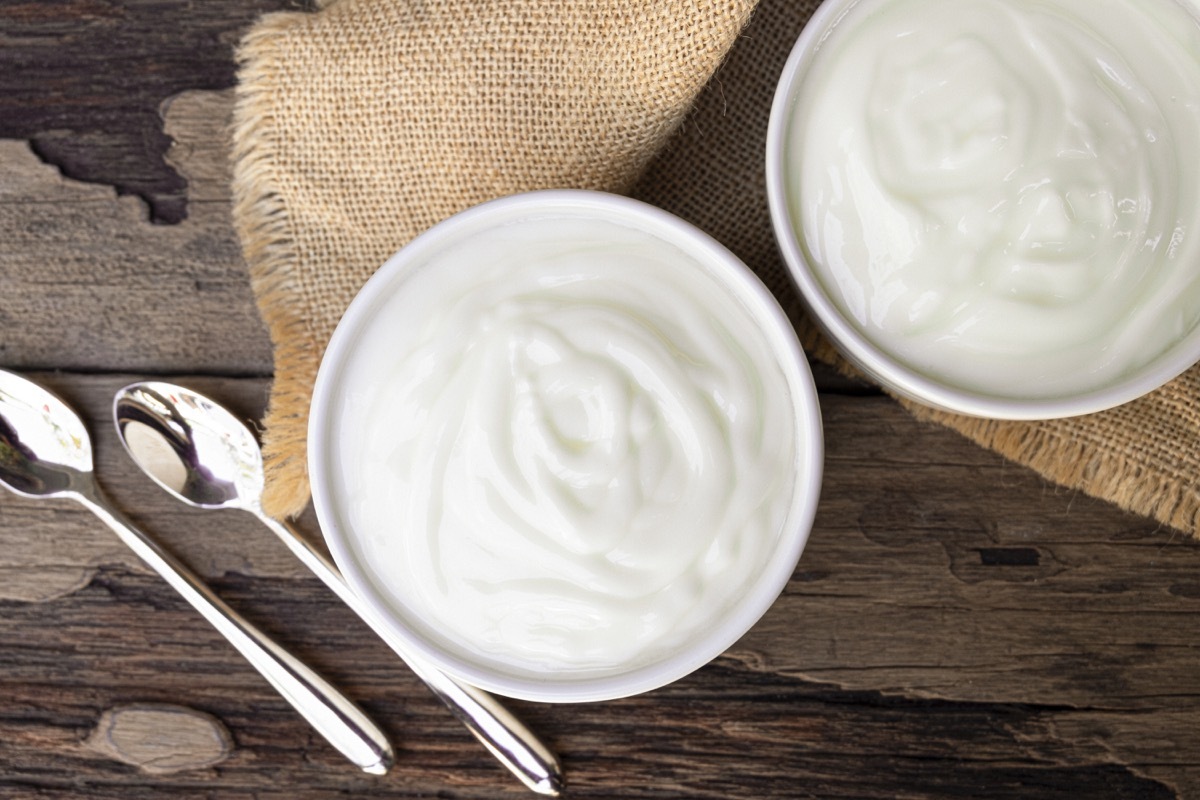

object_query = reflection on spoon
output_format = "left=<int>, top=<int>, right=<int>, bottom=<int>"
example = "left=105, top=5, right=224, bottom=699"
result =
left=0, top=369, right=393, bottom=775
left=113, top=381, right=564, bottom=797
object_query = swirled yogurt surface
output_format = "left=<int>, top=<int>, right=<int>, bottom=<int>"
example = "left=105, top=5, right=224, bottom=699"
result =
left=785, top=0, right=1200, bottom=399
left=320, top=198, right=808, bottom=688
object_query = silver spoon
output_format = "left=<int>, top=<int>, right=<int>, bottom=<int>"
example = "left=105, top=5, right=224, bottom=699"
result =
left=0, top=369, right=393, bottom=774
left=112, top=381, right=564, bottom=797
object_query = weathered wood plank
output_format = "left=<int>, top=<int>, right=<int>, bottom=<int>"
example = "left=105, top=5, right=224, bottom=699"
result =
left=0, top=569, right=1190, bottom=798
left=0, top=0, right=310, bottom=222
left=0, top=372, right=1196, bottom=796
left=0, top=91, right=272, bottom=375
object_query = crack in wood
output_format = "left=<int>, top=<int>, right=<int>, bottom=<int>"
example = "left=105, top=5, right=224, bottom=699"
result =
left=978, top=547, right=1042, bottom=566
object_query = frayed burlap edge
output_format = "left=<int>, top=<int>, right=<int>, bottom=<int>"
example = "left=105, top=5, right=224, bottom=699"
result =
left=228, top=4, right=759, bottom=519
left=230, top=13, right=318, bottom=519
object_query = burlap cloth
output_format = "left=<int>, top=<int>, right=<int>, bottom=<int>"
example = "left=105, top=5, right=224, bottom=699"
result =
left=231, top=0, right=1200, bottom=537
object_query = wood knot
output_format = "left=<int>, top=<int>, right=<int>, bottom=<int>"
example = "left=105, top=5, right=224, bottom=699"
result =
left=85, top=703, right=234, bottom=774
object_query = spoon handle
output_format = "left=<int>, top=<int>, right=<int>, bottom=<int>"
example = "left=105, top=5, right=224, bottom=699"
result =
left=72, top=486, right=394, bottom=775
left=258, top=513, right=563, bottom=797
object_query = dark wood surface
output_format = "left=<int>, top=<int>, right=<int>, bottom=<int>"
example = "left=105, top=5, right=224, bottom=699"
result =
left=2, top=3, right=1199, bottom=798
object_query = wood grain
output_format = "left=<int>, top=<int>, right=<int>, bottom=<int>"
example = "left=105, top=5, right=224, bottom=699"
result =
left=0, top=2, right=1198, bottom=797
left=0, top=0, right=309, bottom=223
left=84, top=703, right=233, bottom=774
left=0, top=373, right=1196, bottom=797
left=0, top=91, right=271, bottom=375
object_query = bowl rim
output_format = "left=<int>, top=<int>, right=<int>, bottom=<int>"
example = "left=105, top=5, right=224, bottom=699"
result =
left=308, top=189, right=825, bottom=702
left=765, top=0, right=1200, bottom=420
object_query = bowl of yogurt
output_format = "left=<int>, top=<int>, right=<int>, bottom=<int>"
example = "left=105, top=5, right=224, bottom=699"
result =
left=308, top=190, right=823, bottom=702
left=767, top=0, right=1200, bottom=419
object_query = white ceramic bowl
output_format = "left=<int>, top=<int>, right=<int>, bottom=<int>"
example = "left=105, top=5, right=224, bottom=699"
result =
left=766, top=0, right=1200, bottom=420
left=309, top=190, right=824, bottom=702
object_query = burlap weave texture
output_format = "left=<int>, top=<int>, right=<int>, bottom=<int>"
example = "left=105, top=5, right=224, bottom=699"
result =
left=232, top=0, right=1200, bottom=537
left=232, top=0, right=758, bottom=515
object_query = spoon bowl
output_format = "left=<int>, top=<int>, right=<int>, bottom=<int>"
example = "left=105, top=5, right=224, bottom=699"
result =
left=114, top=383, right=261, bottom=511
left=0, top=372, right=92, bottom=498
left=113, top=380, right=564, bottom=797
left=0, top=369, right=394, bottom=774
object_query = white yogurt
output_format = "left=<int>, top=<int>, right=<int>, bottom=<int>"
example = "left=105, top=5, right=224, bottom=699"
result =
left=784, top=0, right=1200, bottom=399
left=323, top=200, right=805, bottom=684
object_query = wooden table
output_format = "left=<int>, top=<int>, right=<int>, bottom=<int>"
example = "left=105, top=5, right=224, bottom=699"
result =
left=2, top=2, right=1199, bottom=797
